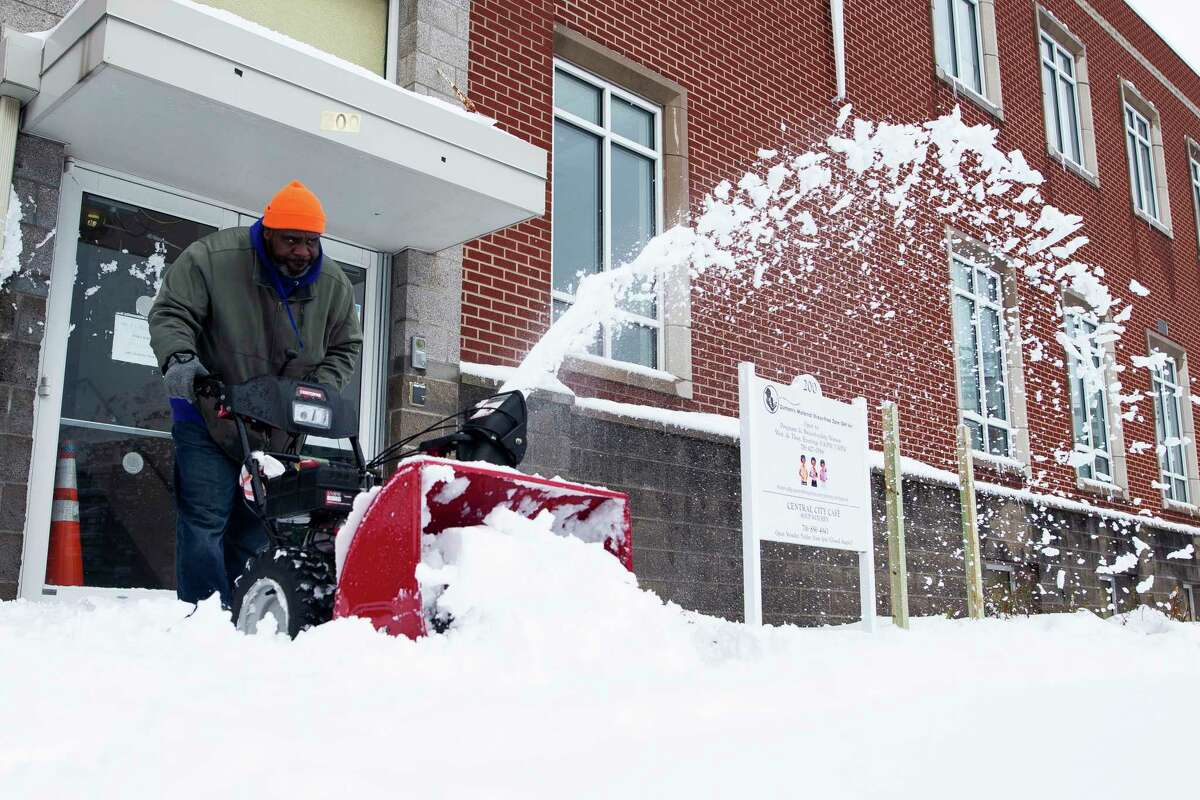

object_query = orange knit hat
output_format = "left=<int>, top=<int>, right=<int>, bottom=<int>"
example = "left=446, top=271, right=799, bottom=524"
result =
left=262, top=180, right=326, bottom=233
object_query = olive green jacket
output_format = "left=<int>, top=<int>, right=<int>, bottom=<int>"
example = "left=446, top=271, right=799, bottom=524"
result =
left=148, top=226, right=362, bottom=454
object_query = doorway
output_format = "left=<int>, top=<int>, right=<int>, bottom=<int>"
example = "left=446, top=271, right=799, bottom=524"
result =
left=19, top=165, right=386, bottom=599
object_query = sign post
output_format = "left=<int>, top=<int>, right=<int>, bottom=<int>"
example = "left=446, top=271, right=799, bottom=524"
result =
left=881, top=401, right=909, bottom=630
left=738, top=362, right=876, bottom=631
left=956, top=423, right=985, bottom=620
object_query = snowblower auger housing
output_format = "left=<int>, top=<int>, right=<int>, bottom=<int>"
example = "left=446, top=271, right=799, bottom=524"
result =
left=334, top=456, right=634, bottom=638
left=207, top=376, right=633, bottom=638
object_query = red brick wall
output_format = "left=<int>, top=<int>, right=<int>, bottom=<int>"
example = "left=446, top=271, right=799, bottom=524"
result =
left=465, top=0, right=1200, bottom=524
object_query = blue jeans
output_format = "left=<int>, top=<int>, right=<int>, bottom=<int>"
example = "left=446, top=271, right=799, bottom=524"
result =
left=172, top=421, right=268, bottom=606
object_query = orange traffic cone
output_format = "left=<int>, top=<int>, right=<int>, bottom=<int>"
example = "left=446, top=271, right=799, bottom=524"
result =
left=45, top=440, right=83, bottom=586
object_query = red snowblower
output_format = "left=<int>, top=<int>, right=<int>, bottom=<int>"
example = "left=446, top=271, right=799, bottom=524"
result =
left=197, top=377, right=632, bottom=638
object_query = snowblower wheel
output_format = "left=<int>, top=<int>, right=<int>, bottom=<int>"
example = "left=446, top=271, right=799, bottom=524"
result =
left=232, top=547, right=335, bottom=638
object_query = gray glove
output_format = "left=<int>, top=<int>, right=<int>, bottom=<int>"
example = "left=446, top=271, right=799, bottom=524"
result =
left=163, top=352, right=209, bottom=403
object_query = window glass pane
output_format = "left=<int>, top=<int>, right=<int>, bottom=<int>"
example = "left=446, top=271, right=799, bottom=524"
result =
left=1138, top=145, right=1157, bottom=217
left=951, top=258, right=973, bottom=291
left=954, top=0, right=983, bottom=93
left=1043, top=63, right=1062, bottom=153
left=554, top=69, right=602, bottom=124
left=611, top=96, right=655, bottom=148
left=1089, top=389, right=1108, bottom=454
left=1069, top=371, right=1089, bottom=447
left=1057, top=50, right=1073, bottom=76
left=1059, top=77, right=1082, bottom=163
left=552, top=120, right=602, bottom=295
left=987, top=424, right=1010, bottom=457
left=1175, top=477, right=1189, bottom=502
left=953, top=295, right=981, bottom=415
left=965, top=417, right=984, bottom=451
left=611, top=144, right=657, bottom=269
left=611, top=322, right=657, bottom=368
left=195, top=0, right=389, bottom=75
left=979, top=270, right=1000, bottom=303
left=979, top=306, right=1007, bottom=421
left=1094, top=454, right=1111, bottom=480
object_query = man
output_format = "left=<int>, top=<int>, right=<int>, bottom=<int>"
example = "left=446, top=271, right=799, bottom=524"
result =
left=149, top=180, right=362, bottom=607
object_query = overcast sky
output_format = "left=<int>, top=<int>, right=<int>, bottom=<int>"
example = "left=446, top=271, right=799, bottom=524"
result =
left=1123, top=0, right=1200, bottom=79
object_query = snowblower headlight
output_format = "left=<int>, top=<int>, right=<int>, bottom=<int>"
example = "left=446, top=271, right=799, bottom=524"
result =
left=292, top=401, right=332, bottom=429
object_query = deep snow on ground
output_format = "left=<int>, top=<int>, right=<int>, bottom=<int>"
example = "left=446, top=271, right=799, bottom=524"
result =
left=2, top=510, right=1197, bottom=799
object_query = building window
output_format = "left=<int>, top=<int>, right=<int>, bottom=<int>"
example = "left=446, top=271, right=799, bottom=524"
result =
left=194, top=0, right=391, bottom=76
left=1036, top=7, right=1098, bottom=181
left=1040, top=35, right=1082, bottom=165
left=1064, top=311, right=1114, bottom=483
left=950, top=254, right=1015, bottom=457
left=934, top=0, right=984, bottom=94
left=1186, top=583, right=1198, bottom=621
left=1126, top=104, right=1158, bottom=218
left=1150, top=350, right=1192, bottom=504
left=1121, top=82, right=1172, bottom=232
left=932, top=0, right=1002, bottom=114
left=552, top=59, right=663, bottom=369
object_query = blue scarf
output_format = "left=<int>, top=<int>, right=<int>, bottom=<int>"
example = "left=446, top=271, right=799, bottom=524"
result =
left=249, top=218, right=323, bottom=351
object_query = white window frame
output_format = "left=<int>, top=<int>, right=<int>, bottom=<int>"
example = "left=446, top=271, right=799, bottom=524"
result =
left=551, top=58, right=665, bottom=369
left=1040, top=32, right=1085, bottom=168
left=950, top=254, right=1014, bottom=459
left=1125, top=102, right=1159, bottom=220
left=934, top=0, right=986, bottom=96
left=1063, top=309, right=1115, bottom=484
left=1150, top=351, right=1192, bottom=505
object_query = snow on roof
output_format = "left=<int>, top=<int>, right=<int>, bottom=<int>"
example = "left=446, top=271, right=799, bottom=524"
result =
left=30, top=1, right=497, bottom=127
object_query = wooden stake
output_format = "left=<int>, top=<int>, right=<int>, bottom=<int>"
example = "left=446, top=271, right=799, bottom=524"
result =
left=882, top=402, right=909, bottom=630
left=957, top=424, right=985, bottom=620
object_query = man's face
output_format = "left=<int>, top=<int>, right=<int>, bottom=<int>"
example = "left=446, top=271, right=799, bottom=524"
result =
left=264, top=228, right=321, bottom=277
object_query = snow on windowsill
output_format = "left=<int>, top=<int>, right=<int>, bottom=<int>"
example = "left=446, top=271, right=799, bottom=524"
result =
left=1132, top=206, right=1173, bottom=238
left=562, top=352, right=688, bottom=397
left=970, top=451, right=1028, bottom=476
left=934, top=67, right=1004, bottom=122
left=1046, top=146, right=1099, bottom=189
left=1077, top=477, right=1127, bottom=500
left=1164, top=499, right=1200, bottom=517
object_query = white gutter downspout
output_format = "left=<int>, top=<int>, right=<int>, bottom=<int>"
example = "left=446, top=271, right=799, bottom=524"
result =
left=830, top=0, right=846, bottom=101
left=0, top=28, right=43, bottom=257
left=0, top=94, right=18, bottom=239
left=385, top=0, right=400, bottom=83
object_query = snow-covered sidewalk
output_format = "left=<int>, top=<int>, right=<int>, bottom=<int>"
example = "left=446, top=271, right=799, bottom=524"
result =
left=2, top=511, right=1196, bottom=798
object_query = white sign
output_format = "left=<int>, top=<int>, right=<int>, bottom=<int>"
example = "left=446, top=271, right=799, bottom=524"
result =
left=739, top=362, right=876, bottom=630
left=111, top=312, right=158, bottom=368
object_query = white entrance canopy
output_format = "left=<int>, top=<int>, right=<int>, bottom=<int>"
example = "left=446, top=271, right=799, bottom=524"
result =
left=18, top=0, right=546, bottom=253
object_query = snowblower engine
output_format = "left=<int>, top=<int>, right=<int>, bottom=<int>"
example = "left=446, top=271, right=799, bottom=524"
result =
left=202, top=376, right=632, bottom=639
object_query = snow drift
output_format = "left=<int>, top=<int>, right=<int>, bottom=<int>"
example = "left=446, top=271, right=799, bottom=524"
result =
left=1, top=511, right=1197, bottom=799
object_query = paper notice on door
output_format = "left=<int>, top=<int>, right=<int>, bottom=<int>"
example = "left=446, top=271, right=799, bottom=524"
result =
left=111, top=312, right=158, bottom=368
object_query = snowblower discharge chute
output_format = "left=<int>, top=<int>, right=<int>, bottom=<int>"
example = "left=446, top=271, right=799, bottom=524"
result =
left=203, top=376, right=633, bottom=638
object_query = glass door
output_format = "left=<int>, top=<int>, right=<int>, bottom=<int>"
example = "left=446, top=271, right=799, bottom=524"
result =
left=21, top=168, right=239, bottom=597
